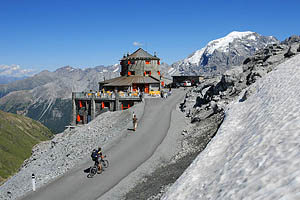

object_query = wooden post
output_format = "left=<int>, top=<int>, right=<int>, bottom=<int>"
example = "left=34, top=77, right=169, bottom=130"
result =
left=71, top=92, right=77, bottom=126
left=115, top=90, right=120, bottom=111
left=91, top=93, right=96, bottom=120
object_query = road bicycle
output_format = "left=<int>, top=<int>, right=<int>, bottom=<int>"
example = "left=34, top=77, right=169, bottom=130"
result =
left=87, top=156, right=109, bottom=178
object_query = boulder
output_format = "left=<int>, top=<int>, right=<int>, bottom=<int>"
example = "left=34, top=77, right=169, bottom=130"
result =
left=243, top=57, right=252, bottom=65
left=214, top=66, right=243, bottom=94
left=246, top=71, right=263, bottom=85
left=194, top=96, right=209, bottom=108
left=284, top=46, right=295, bottom=58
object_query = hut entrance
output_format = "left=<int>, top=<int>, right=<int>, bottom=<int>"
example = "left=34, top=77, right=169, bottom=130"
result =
left=144, top=84, right=149, bottom=93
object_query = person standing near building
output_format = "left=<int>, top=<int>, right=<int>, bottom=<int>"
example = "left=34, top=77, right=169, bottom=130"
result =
left=133, top=114, right=138, bottom=131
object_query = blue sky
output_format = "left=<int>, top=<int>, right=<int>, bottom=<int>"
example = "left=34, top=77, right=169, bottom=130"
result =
left=0, top=0, right=299, bottom=73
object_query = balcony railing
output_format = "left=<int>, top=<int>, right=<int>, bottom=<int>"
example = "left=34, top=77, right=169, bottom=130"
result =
left=73, top=92, right=141, bottom=100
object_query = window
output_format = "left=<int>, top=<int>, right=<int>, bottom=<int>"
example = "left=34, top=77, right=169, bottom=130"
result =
left=157, top=60, right=160, bottom=65
left=130, top=71, right=135, bottom=75
left=145, top=60, right=150, bottom=64
left=145, top=71, right=151, bottom=76
left=128, top=60, right=135, bottom=65
left=157, top=71, right=160, bottom=75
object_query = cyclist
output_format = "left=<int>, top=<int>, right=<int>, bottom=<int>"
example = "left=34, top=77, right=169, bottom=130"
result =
left=91, top=147, right=104, bottom=173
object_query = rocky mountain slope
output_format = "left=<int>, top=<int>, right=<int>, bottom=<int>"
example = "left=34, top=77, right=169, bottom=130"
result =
left=171, top=31, right=278, bottom=76
left=0, top=65, right=120, bottom=133
left=163, top=40, right=300, bottom=200
left=0, top=110, right=53, bottom=184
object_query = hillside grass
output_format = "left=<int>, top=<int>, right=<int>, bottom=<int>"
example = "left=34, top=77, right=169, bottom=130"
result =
left=0, top=110, right=53, bottom=184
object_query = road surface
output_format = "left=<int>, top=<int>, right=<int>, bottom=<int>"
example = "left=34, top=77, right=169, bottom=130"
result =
left=21, top=89, right=185, bottom=200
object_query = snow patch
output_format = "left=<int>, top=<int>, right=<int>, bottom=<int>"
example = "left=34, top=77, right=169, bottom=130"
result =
left=113, top=67, right=119, bottom=72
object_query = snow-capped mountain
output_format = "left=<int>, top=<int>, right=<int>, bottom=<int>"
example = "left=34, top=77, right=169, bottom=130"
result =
left=171, top=31, right=279, bottom=76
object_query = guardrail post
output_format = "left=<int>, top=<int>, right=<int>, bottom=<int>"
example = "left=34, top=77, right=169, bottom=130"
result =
left=32, top=173, right=36, bottom=191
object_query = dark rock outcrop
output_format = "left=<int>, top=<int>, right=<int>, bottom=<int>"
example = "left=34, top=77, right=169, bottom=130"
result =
left=284, top=46, right=296, bottom=58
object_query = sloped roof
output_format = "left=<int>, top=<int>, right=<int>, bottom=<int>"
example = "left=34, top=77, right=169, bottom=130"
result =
left=100, top=75, right=160, bottom=86
left=121, top=48, right=159, bottom=60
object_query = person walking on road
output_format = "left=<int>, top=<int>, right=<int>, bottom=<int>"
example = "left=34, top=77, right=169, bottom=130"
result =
left=133, top=114, right=138, bottom=131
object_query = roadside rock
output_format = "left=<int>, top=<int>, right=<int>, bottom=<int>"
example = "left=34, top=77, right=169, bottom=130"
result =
left=284, top=46, right=296, bottom=58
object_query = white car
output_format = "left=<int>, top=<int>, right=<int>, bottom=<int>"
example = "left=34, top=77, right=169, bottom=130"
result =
left=182, top=80, right=192, bottom=87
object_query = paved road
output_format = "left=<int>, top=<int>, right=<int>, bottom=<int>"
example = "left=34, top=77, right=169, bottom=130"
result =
left=21, top=89, right=185, bottom=200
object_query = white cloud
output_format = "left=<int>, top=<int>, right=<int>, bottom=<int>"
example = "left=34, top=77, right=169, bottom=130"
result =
left=0, top=64, right=37, bottom=77
left=133, top=41, right=144, bottom=46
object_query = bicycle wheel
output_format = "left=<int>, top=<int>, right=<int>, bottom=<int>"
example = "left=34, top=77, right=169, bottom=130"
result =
left=102, top=160, right=109, bottom=168
left=87, top=173, right=93, bottom=178
left=88, top=165, right=98, bottom=178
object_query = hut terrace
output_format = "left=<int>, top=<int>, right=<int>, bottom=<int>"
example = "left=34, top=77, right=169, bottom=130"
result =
left=71, top=91, right=142, bottom=125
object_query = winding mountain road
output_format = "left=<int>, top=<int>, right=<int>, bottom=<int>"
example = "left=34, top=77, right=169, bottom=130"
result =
left=21, top=89, right=185, bottom=200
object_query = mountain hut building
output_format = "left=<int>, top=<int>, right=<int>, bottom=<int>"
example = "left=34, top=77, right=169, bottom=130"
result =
left=72, top=48, right=163, bottom=125
left=99, top=48, right=161, bottom=93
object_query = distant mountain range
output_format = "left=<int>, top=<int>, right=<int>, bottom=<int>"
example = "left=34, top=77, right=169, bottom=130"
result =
left=0, top=76, right=28, bottom=84
left=0, top=31, right=278, bottom=133
left=170, top=31, right=279, bottom=76
left=0, top=110, right=53, bottom=184
left=0, top=65, right=120, bottom=133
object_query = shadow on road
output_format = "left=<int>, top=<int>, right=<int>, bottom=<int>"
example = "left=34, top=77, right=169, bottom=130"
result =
left=83, top=167, right=91, bottom=173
